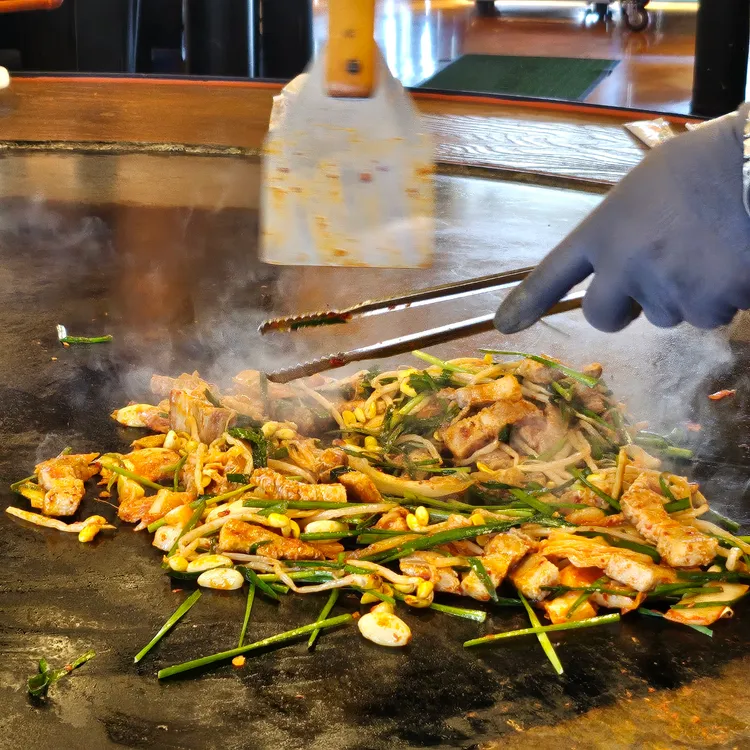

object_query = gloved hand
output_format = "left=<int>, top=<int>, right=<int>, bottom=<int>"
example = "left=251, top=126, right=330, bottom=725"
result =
left=495, top=107, right=750, bottom=333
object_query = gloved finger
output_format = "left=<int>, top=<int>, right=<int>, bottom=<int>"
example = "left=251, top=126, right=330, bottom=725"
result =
left=724, top=268, right=750, bottom=310
left=581, top=273, right=641, bottom=332
left=681, top=300, right=738, bottom=329
left=628, top=268, right=684, bottom=328
left=639, top=299, right=683, bottom=328
left=494, top=239, right=593, bottom=334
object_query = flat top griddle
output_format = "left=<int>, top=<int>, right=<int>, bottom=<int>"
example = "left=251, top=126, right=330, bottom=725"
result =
left=2, top=152, right=750, bottom=750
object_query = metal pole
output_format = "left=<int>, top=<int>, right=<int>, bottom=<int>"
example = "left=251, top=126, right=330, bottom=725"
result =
left=691, top=0, right=750, bottom=117
left=259, top=0, right=312, bottom=80
left=248, top=0, right=258, bottom=78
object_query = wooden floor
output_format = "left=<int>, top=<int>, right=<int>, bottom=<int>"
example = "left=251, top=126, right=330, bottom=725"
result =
left=312, top=0, right=698, bottom=113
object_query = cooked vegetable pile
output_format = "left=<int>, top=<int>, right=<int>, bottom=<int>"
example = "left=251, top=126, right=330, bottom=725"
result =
left=9, top=350, right=749, bottom=678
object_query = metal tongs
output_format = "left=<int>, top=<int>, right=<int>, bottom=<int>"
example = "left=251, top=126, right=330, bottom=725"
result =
left=261, top=266, right=584, bottom=383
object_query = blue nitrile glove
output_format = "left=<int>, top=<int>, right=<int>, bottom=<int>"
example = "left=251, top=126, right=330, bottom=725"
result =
left=495, top=106, right=750, bottom=333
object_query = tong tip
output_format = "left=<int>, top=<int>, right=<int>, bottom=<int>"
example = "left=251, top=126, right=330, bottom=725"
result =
left=266, top=352, right=350, bottom=383
left=258, top=311, right=353, bottom=335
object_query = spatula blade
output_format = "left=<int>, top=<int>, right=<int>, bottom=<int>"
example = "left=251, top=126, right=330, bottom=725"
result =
left=261, top=45, right=435, bottom=269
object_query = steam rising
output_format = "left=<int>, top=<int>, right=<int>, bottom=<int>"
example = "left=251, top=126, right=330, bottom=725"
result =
left=0, top=158, right=739, bottom=452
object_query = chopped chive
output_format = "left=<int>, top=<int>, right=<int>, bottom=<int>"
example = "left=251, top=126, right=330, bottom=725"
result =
left=257, top=571, right=334, bottom=584
left=228, top=427, right=268, bottom=469
left=101, top=462, right=167, bottom=492
left=633, top=434, right=668, bottom=449
left=468, top=557, right=499, bottom=603
left=637, top=607, right=713, bottom=637
left=677, top=571, right=750, bottom=583
left=343, top=563, right=376, bottom=576
left=134, top=590, right=201, bottom=663
left=519, top=593, right=562, bottom=674
left=670, top=600, right=739, bottom=610
left=464, top=612, right=620, bottom=648
left=397, top=393, right=427, bottom=416
left=145, top=487, right=252, bottom=531
left=28, top=649, right=96, bottom=698
left=202, top=485, right=253, bottom=508
left=10, top=473, right=37, bottom=493
left=172, top=454, right=188, bottom=492
left=480, top=350, right=599, bottom=388
left=566, top=590, right=592, bottom=619
left=664, top=498, right=692, bottom=513
left=227, top=473, right=252, bottom=484
left=700, top=509, right=741, bottom=533
left=411, top=350, right=472, bottom=373
left=308, top=590, right=340, bottom=650
left=356, top=528, right=429, bottom=541
left=393, top=589, right=501, bottom=619
left=204, top=389, right=222, bottom=408
left=398, top=493, right=475, bottom=511
left=663, top=447, right=693, bottom=460
left=238, top=583, right=256, bottom=648
left=157, top=614, right=355, bottom=679
left=543, top=583, right=638, bottom=598
left=166, top=499, right=206, bottom=558
left=658, top=473, right=677, bottom=502
left=370, top=519, right=525, bottom=563
left=576, top=407, right=612, bottom=428
left=428, top=602, right=488, bottom=622
left=244, top=498, right=390, bottom=511
left=509, top=488, right=554, bottom=517
left=551, top=381, right=573, bottom=402
left=300, top=530, right=358, bottom=541
left=166, top=570, right=201, bottom=582
left=258, top=502, right=289, bottom=518
left=60, top=335, right=113, bottom=345
left=576, top=530, right=660, bottom=562
left=650, top=583, right=722, bottom=598
left=237, top=566, right=281, bottom=600
left=568, top=467, right=620, bottom=511
left=148, top=517, right=168, bottom=533
left=351, top=586, right=397, bottom=605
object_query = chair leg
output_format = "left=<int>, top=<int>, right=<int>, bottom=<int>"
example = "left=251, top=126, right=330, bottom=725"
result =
left=475, top=0, right=497, bottom=17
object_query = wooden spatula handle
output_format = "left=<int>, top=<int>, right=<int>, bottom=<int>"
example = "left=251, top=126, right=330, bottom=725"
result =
left=326, top=0, right=377, bottom=98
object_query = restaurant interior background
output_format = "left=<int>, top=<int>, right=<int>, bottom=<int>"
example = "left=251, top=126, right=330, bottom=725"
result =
left=0, top=0, right=745, bottom=118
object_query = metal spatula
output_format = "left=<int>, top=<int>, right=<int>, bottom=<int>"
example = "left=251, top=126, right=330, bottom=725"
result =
left=260, top=0, right=435, bottom=268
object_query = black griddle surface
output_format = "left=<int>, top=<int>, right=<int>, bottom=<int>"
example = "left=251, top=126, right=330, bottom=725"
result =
left=2, top=187, right=750, bottom=750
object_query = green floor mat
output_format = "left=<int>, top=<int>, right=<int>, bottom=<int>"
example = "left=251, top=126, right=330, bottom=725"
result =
left=418, top=54, right=618, bottom=101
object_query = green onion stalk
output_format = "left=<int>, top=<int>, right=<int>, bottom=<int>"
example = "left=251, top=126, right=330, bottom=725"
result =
left=308, top=590, right=341, bottom=650
left=519, top=593, right=564, bottom=675
left=479, top=350, right=599, bottom=388
left=568, top=467, right=620, bottom=512
left=637, top=607, right=713, bottom=637
left=158, top=614, right=355, bottom=679
left=464, top=612, right=620, bottom=648
left=237, top=583, right=256, bottom=648
left=134, top=590, right=202, bottom=663
left=100, top=462, right=166, bottom=492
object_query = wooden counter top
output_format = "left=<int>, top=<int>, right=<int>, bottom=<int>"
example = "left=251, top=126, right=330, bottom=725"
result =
left=0, top=76, right=697, bottom=188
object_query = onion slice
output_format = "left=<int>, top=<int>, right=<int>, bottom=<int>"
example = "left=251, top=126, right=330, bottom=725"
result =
left=348, top=456, right=473, bottom=498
